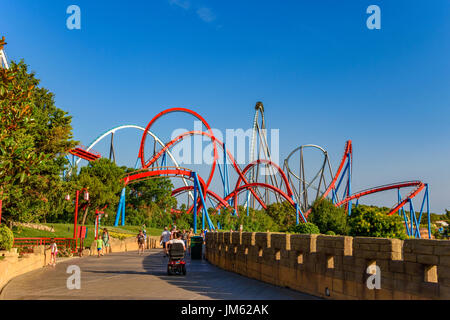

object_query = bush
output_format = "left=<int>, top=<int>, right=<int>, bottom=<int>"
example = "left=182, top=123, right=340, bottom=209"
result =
left=309, top=199, right=349, bottom=235
left=108, top=231, right=134, bottom=240
left=0, top=224, right=14, bottom=251
left=291, top=222, right=320, bottom=234
left=348, top=205, right=407, bottom=239
left=325, top=231, right=336, bottom=235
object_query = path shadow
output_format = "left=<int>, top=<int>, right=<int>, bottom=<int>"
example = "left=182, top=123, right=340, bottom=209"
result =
left=141, top=249, right=318, bottom=300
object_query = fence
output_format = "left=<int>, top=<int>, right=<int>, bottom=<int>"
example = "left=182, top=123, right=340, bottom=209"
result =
left=13, top=237, right=78, bottom=253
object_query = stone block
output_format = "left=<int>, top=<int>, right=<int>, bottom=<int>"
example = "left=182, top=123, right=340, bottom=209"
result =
left=417, top=254, right=439, bottom=265
left=271, top=233, right=288, bottom=250
left=389, top=261, right=405, bottom=273
left=241, top=232, right=255, bottom=246
left=255, top=232, right=270, bottom=248
left=290, top=234, right=317, bottom=253
left=438, top=266, right=450, bottom=280
left=405, top=262, right=423, bottom=276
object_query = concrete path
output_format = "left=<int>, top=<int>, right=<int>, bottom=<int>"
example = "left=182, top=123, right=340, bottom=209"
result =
left=0, top=249, right=319, bottom=300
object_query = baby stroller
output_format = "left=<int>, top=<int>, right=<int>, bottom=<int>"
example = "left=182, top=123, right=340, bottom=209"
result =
left=167, top=242, right=186, bottom=276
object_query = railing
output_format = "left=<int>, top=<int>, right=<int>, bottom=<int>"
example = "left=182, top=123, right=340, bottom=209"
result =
left=13, top=237, right=78, bottom=253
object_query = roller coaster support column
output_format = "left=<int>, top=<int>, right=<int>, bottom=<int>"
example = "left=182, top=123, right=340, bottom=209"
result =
left=161, top=152, right=167, bottom=167
left=217, top=143, right=231, bottom=205
left=426, top=184, right=431, bottom=239
left=114, top=188, right=126, bottom=226
left=409, top=199, right=421, bottom=238
left=347, top=152, right=352, bottom=217
left=398, top=189, right=410, bottom=237
left=193, top=177, right=197, bottom=233
left=293, top=197, right=307, bottom=224
left=191, top=172, right=215, bottom=232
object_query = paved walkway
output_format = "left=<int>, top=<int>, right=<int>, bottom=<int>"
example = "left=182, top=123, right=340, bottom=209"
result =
left=0, top=249, right=318, bottom=300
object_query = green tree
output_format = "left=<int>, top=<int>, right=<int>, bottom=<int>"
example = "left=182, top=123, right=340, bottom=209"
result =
left=208, top=206, right=279, bottom=232
left=74, top=159, right=126, bottom=225
left=0, top=224, right=14, bottom=250
left=0, top=38, right=76, bottom=224
left=265, top=201, right=297, bottom=232
left=308, top=199, right=349, bottom=235
left=348, top=205, right=407, bottom=239
left=126, top=175, right=176, bottom=227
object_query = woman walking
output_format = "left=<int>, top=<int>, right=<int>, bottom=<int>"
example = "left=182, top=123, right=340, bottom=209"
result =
left=137, top=230, right=145, bottom=255
left=102, top=228, right=110, bottom=254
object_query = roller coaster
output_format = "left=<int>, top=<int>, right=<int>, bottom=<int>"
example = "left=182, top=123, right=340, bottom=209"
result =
left=69, top=103, right=432, bottom=238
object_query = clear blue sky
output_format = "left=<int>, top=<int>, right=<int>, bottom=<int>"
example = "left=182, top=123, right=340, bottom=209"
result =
left=1, top=0, right=449, bottom=213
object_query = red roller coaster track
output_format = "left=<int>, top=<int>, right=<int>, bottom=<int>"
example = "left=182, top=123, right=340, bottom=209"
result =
left=69, top=145, right=101, bottom=162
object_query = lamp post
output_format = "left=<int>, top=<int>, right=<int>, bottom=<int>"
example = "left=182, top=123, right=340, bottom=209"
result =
left=94, top=206, right=107, bottom=240
left=66, top=188, right=89, bottom=239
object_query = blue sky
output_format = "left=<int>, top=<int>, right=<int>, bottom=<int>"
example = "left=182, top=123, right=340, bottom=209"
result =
left=1, top=0, right=449, bottom=213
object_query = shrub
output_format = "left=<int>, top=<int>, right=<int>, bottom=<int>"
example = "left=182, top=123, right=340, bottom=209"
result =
left=348, top=205, right=407, bottom=239
left=291, top=222, right=320, bottom=234
left=0, top=224, right=14, bottom=251
left=309, top=199, right=349, bottom=235
left=265, top=202, right=296, bottom=231
left=108, top=231, right=134, bottom=240
left=325, top=231, right=336, bottom=235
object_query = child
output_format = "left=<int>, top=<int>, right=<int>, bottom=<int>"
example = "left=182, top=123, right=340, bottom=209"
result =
left=96, top=237, right=103, bottom=258
left=48, top=238, right=58, bottom=267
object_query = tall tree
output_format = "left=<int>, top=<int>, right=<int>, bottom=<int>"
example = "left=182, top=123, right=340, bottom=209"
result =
left=0, top=38, right=76, bottom=222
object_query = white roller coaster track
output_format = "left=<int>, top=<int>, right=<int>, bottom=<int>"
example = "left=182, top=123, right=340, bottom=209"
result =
left=75, top=124, right=193, bottom=200
left=1, top=49, right=9, bottom=69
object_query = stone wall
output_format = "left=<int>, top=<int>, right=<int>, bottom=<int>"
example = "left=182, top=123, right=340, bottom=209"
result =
left=205, top=232, right=450, bottom=300
left=0, top=246, right=52, bottom=291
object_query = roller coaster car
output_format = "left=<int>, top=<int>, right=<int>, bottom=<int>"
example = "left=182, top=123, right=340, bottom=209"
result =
left=167, top=243, right=186, bottom=276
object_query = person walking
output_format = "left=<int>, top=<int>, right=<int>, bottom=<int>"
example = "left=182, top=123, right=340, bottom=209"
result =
left=137, top=230, right=145, bottom=255
left=160, top=227, right=171, bottom=257
left=142, top=225, right=147, bottom=246
left=47, top=238, right=58, bottom=267
left=170, top=226, right=178, bottom=240
left=102, top=228, right=110, bottom=254
left=182, top=229, right=188, bottom=249
left=96, top=237, right=103, bottom=258
left=187, top=228, right=194, bottom=255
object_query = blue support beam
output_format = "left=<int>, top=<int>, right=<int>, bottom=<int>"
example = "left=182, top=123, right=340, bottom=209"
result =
left=114, top=188, right=126, bottom=226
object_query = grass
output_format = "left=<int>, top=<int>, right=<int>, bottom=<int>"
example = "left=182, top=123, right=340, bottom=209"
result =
left=12, top=223, right=163, bottom=247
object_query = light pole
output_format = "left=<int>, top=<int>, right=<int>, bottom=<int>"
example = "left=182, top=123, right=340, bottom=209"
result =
left=94, top=206, right=107, bottom=240
left=65, top=188, right=89, bottom=239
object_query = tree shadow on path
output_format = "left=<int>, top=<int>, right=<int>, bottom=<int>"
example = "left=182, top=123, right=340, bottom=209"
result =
left=140, top=250, right=318, bottom=300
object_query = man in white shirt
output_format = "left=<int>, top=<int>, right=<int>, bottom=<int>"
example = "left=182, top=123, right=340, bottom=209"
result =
left=160, top=227, right=172, bottom=257
left=167, top=232, right=186, bottom=251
